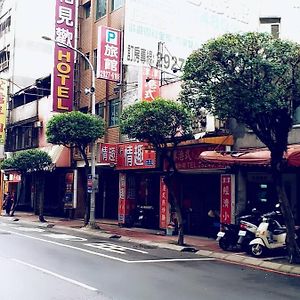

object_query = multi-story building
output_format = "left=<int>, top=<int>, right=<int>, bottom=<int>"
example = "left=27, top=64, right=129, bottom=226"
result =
left=0, top=0, right=71, bottom=214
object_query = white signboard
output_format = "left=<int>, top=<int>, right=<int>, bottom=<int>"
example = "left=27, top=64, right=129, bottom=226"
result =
left=124, top=0, right=258, bottom=74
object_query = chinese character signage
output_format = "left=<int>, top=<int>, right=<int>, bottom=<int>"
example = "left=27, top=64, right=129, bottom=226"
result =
left=97, top=26, right=121, bottom=82
left=0, top=79, right=8, bottom=145
left=52, top=0, right=77, bottom=112
left=118, top=173, right=126, bottom=223
left=116, top=142, right=156, bottom=170
left=159, top=176, right=170, bottom=229
left=64, top=172, right=74, bottom=208
left=173, top=145, right=226, bottom=170
left=220, top=174, right=235, bottom=224
left=140, top=66, right=160, bottom=101
left=98, top=143, right=117, bottom=164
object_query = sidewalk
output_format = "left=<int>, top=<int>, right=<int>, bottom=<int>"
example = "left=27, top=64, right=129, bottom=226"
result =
left=2, top=211, right=300, bottom=276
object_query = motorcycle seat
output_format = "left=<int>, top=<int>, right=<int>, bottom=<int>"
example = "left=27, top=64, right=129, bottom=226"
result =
left=273, top=228, right=286, bottom=235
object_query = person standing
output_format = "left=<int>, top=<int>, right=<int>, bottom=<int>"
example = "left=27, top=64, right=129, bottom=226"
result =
left=4, top=192, right=13, bottom=216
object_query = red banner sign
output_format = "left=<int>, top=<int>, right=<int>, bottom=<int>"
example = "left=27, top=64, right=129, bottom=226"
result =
left=220, top=174, right=235, bottom=224
left=52, top=0, right=76, bottom=112
left=159, top=176, right=169, bottom=229
left=97, top=26, right=121, bottom=82
left=98, top=143, right=117, bottom=164
left=116, top=142, right=156, bottom=170
left=174, top=145, right=226, bottom=170
left=141, top=66, right=160, bottom=101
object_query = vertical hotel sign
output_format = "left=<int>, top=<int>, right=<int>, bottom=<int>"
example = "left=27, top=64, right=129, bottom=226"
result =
left=0, top=79, right=7, bottom=145
left=97, top=26, right=121, bottom=82
left=220, top=174, right=235, bottom=224
left=53, top=0, right=76, bottom=112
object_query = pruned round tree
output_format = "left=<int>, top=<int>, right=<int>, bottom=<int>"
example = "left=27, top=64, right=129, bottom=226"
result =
left=120, top=98, right=193, bottom=245
left=0, top=149, right=52, bottom=221
left=46, top=111, right=105, bottom=225
left=180, top=32, right=300, bottom=262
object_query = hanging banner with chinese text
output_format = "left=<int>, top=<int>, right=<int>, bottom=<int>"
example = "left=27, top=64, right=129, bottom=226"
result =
left=159, top=176, right=170, bottom=229
left=220, top=174, right=235, bottom=224
left=97, top=26, right=121, bottom=82
left=116, top=142, right=156, bottom=170
left=0, top=79, right=8, bottom=146
left=140, top=66, right=160, bottom=102
left=52, top=0, right=77, bottom=112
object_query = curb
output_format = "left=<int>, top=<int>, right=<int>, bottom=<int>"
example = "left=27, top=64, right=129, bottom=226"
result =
left=4, top=217, right=300, bottom=276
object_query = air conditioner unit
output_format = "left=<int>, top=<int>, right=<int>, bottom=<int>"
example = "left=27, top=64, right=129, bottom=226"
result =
left=34, top=121, right=43, bottom=128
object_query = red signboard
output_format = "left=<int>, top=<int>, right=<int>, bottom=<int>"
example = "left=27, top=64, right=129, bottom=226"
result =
left=174, top=145, right=226, bottom=170
left=97, top=26, right=121, bottom=82
left=159, top=176, right=170, bottom=229
left=220, top=174, right=235, bottom=224
left=98, top=143, right=117, bottom=164
left=116, top=142, right=156, bottom=170
left=52, top=0, right=76, bottom=112
left=141, top=66, right=160, bottom=101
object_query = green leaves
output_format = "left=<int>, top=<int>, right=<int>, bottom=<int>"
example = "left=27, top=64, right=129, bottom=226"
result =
left=181, top=32, right=300, bottom=150
left=0, top=149, right=52, bottom=173
left=46, top=111, right=105, bottom=148
left=120, top=98, right=193, bottom=147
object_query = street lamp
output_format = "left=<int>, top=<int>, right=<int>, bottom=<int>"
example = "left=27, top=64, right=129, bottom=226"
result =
left=42, top=35, right=98, bottom=228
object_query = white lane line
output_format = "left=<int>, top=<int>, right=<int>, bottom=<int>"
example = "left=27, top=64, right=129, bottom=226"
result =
left=0, top=228, right=215, bottom=264
left=12, top=258, right=98, bottom=291
left=0, top=228, right=129, bottom=263
left=131, top=258, right=215, bottom=263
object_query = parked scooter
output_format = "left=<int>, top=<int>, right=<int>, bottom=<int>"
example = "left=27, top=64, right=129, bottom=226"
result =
left=217, top=210, right=262, bottom=251
left=237, top=208, right=262, bottom=252
left=249, top=205, right=286, bottom=257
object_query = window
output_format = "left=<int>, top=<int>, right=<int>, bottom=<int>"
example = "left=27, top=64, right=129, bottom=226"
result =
left=96, top=102, right=105, bottom=118
left=6, top=124, right=38, bottom=151
left=111, top=0, right=124, bottom=11
left=84, top=52, right=90, bottom=70
left=96, top=0, right=106, bottom=20
left=83, top=1, right=91, bottom=18
left=259, top=17, right=281, bottom=39
left=109, top=99, right=120, bottom=126
left=93, top=49, right=97, bottom=74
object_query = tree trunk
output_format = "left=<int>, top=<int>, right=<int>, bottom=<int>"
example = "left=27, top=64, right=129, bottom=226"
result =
left=10, top=174, right=25, bottom=217
left=164, top=174, right=184, bottom=246
left=78, top=146, right=90, bottom=226
left=271, top=157, right=300, bottom=263
left=38, top=174, right=46, bottom=222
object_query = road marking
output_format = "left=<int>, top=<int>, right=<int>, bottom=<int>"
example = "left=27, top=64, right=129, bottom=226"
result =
left=12, top=258, right=98, bottom=292
left=0, top=228, right=214, bottom=264
left=131, top=258, right=215, bottom=263
left=0, top=228, right=129, bottom=263
left=84, top=242, right=148, bottom=255
left=15, top=227, right=46, bottom=233
left=43, top=233, right=87, bottom=242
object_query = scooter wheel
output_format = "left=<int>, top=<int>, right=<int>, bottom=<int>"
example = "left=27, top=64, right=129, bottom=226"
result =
left=250, top=244, right=265, bottom=257
left=219, top=237, right=231, bottom=251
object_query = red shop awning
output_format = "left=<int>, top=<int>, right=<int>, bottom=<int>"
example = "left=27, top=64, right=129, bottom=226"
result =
left=200, top=145, right=300, bottom=167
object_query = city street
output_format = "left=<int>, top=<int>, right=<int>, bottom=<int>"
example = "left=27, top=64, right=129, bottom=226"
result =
left=0, top=219, right=300, bottom=300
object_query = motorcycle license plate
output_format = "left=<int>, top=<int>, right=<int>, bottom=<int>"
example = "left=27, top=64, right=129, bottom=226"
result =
left=217, top=232, right=225, bottom=237
left=238, top=230, right=247, bottom=237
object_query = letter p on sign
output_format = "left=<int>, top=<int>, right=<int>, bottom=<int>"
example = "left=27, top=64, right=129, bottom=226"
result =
left=106, top=30, right=117, bottom=45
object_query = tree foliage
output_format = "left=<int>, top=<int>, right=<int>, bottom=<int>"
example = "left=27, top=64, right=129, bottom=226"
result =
left=46, top=111, right=105, bottom=226
left=181, top=32, right=300, bottom=262
left=181, top=32, right=300, bottom=156
left=0, top=149, right=52, bottom=173
left=120, top=98, right=193, bottom=149
left=46, top=111, right=105, bottom=149
left=120, top=98, right=193, bottom=245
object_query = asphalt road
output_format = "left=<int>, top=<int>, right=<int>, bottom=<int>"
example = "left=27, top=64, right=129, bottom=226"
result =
left=0, top=219, right=300, bottom=300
